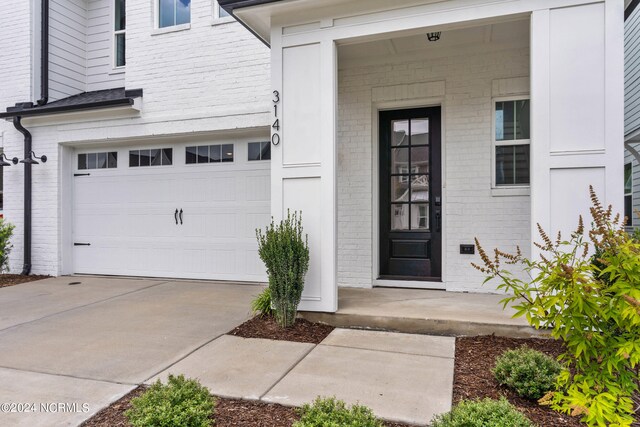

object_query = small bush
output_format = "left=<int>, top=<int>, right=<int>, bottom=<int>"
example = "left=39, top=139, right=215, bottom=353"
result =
left=430, top=397, right=533, bottom=427
left=256, top=210, right=310, bottom=328
left=125, top=374, right=215, bottom=427
left=294, top=396, right=384, bottom=427
left=493, top=347, right=561, bottom=400
left=251, top=287, right=273, bottom=317
left=0, top=219, right=15, bottom=273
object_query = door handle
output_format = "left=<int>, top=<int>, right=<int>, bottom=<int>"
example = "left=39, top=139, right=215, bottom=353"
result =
left=179, top=209, right=183, bottom=225
left=174, top=209, right=179, bottom=225
left=435, top=210, right=441, bottom=233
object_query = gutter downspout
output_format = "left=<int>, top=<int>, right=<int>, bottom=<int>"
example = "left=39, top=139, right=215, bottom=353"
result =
left=12, top=117, right=32, bottom=275
left=36, top=0, right=49, bottom=106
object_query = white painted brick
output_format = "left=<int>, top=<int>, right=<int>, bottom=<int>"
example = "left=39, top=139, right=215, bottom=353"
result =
left=337, top=46, right=531, bottom=292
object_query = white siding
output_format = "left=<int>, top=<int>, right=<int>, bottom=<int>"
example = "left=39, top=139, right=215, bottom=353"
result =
left=2, top=0, right=270, bottom=276
left=626, top=5, right=640, bottom=136
left=87, top=0, right=125, bottom=91
left=49, top=0, right=87, bottom=100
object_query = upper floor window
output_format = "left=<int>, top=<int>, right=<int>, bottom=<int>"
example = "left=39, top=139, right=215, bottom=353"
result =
left=214, top=1, right=230, bottom=18
left=114, top=0, right=125, bottom=67
left=625, top=162, right=633, bottom=225
left=494, top=98, right=530, bottom=187
left=159, top=0, right=191, bottom=28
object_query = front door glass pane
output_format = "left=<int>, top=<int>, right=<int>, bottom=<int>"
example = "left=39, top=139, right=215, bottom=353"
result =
left=411, top=146, right=429, bottom=174
left=391, top=204, right=409, bottom=230
left=392, top=176, right=409, bottom=202
left=411, top=119, right=429, bottom=144
left=411, top=175, right=429, bottom=202
left=391, top=120, right=409, bottom=147
left=413, top=204, right=429, bottom=229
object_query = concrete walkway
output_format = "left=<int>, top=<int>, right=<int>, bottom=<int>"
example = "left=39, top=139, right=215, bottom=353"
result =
left=150, top=329, right=455, bottom=426
left=0, top=276, right=456, bottom=426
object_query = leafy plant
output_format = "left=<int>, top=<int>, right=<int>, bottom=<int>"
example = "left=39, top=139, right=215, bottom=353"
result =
left=256, top=210, right=309, bottom=328
left=473, top=186, right=640, bottom=426
left=493, top=347, right=561, bottom=400
left=251, top=286, right=273, bottom=317
left=430, top=397, right=533, bottom=427
left=0, top=219, right=15, bottom=273
left=294, top=396, right=384, bottom=427
left=125, top=374, right=215, bottom=427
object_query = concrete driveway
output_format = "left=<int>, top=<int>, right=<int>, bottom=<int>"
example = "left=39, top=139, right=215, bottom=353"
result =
left=0, top=276, right=259, bottom=426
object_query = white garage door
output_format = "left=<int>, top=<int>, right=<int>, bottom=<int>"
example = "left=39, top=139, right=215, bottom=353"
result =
left=72, top=140, right=271, bottom=282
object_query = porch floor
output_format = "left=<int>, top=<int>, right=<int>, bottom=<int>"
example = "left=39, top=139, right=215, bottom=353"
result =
left=300, top=287, right=547, bottom=338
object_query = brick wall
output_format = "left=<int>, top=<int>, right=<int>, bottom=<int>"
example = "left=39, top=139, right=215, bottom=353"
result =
left=337, top=44, right=531, bottom=292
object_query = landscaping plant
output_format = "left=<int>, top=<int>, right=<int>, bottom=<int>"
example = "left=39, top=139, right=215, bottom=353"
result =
left=430, top=397, right=533, bottom=427
left=0, top=219, right=15, bottom=273
left=256, top=210, right=309, bottom=328
left=125, top=374, right=215, bottom=427
left=251, top=286, right=274, bottom=317
left=493, top=347, right=562, bottom=400
left=473, top=186, right=640, bottom=427
left=294, top=396, right=384, bottom=427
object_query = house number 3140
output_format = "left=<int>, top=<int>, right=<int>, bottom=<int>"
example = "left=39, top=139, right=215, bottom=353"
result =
left=272, top=90, right=281, bottom=146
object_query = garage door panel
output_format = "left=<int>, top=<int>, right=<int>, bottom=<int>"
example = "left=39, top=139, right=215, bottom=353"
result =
left=73, top=141, right=270, bottom=282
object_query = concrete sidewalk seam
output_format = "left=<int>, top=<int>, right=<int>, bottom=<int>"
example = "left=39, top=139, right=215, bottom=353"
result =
left=317, top=342, right=455, bottom=359
left=0, top=280, right=172, bottom=334
left=258, top=343, right=318, bottom=401
left=140, top=332, right=228, bottom=384
left=0, top=364, right=139, bottom=386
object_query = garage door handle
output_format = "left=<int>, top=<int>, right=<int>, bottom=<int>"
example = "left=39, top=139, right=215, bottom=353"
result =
left=179, top=209, right=183, bottom=225
left=174, top=209, right=179, bottom=225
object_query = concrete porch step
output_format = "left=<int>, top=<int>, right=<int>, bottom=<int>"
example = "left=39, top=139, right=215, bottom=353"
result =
left=300, top=287, right=548, bottom=339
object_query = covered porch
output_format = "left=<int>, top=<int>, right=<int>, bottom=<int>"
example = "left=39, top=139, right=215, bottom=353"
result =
left=223, top=0, right=624, bottom=314
left=300, top=287, right=544, bottom=338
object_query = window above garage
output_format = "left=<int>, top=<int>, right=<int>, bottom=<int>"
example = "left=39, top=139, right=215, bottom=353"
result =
left=186, top=144, right=234, bottom=164
left=129, top=148, right=173, bottom=167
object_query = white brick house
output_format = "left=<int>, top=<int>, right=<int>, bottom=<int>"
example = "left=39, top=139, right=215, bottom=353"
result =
left=0, top=0, right=626, bottom=313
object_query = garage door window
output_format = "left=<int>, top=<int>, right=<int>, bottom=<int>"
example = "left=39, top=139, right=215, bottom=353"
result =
left=186, top=144, right=234, bottom=164
left=78, top=152, right=118, bottom=170
left=248, top=142, right=270, bottom=161
left=129, top=148, right=173, bottom=167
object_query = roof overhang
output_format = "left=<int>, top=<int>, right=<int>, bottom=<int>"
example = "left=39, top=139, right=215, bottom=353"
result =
left=0, top=88, right=143, bottom=119
left=218, top=0, right=282, bottom=46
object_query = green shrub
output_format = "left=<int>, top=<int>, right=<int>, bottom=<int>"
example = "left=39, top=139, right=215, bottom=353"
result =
left=493, top=347, right=561, bottom=400
left=256, top=210, right=310, bottom=328
left=125, top=374, right=215, bottom=427
left=430, top=397, right=533, bottom=427
left=251, top=287, right=273, bottom=317
left=294, top=397, right=383, bottom=427
left=0, top=219, right=15, bottom=273
left=473, top=187, right=640, bottom=426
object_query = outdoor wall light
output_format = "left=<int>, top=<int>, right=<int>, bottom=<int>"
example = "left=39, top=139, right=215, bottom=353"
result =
left=19, top=151, right=47, bottom=165
left=0, top=153, right=19, bottom=167
left=426, top=32, right=442, bottom=42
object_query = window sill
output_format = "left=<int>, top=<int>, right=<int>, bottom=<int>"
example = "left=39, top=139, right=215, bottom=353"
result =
left=151, top=23, right=191, bottom=36
left=211, top=16, right=235, bottom=26
left=491, top=186, right=530, bottom=197
left=109, top=67, right=125, bottom=76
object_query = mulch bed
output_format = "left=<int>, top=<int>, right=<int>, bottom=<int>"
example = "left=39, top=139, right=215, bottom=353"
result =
left=454, top=335, right=584, bottom=427
left=81, top=386, right=414, bottom=427
left=0, top=274, right=50, bottom=288
left=228, top=315, right=335, bottom=344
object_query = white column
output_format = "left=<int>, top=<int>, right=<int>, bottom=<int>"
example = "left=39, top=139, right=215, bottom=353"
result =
left=270, top=29, right=338, bottom=312
left=530, top=1, right=624, bottom=253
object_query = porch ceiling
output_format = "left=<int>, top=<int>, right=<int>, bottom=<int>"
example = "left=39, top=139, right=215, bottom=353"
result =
left=338, top=19, right=529, bottom=67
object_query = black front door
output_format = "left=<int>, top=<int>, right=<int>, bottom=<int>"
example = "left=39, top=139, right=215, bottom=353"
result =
left=379, top=107, right=442, bottom=280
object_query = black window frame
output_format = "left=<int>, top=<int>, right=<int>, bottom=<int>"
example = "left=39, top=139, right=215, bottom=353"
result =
left=78, top=152, right=119, bottom=170
left=185, top=144, right=234, bottom=164
left=129, top=148, right=173, bottom=167
left=248, top=141, right=271, bottom=161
